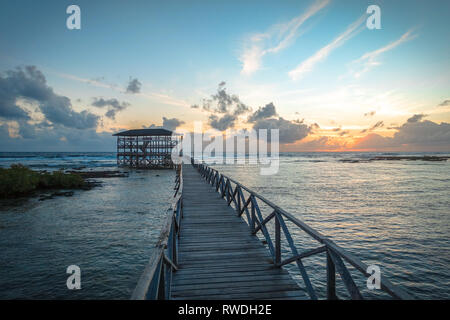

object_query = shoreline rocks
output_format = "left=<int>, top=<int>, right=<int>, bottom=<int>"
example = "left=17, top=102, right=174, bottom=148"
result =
left=339, top=156, right=449, bottom=163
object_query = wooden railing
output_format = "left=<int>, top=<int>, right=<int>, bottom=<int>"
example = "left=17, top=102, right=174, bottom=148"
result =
left=191, top=159, right=412, bottom=300
left=131, top=166, right=183, bottom=300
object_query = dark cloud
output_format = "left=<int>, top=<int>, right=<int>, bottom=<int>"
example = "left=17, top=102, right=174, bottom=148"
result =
left=162, top=117, right=185, bottom=131
left=209, top=114, right=237, bottom=131
left=310, top=123, right=320, bottom=133
left=0, top=66, right=99, bottom=129
left=191, top=84, right=312, bottom=144
left=252, top=117, right=311, bottom=144
left=0, top=122, right=115, bottom=152
left=212, top=88, right=239, bottom=113
left=192, top=82, right=251, bottom=117
left=438, top=100, right=450, bottom=107
left=126, top=78, right=142, bottom=94
left=0, top=69, right=31, bottom=119
left=364, top=111, right=376, bottom=117
left=393, top=120, right=449, bottom=145
left=233, top=102, right=251, bottom=116
left=92, top=98, right=129, bottom=120
left=247, top=102, right=277, bottom=122
left=143, top=117, right=185, bottom=131
left=371, top=121, right=384, bottom=129
left=17, top=120, right=37, bottom=139
left=407, top=114, right=427, bottom=123
left=361, top=121, right=384, bottom=133
left=354, top=117, right=450, bottom=150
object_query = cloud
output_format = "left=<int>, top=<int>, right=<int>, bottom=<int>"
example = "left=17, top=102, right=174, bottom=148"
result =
left=438, top=100, right=450, bottom=107
left=233, top=102, right=252, bottom=116
left=193, top=85, right=312, bottom=143
left=212, top=88, right=238, bottom=113
left=310, top=122, right=320, bottom=132
left=91, top=98, right=130, bottom=120
left=353, top=133, right=393, bottom=149
left=407, top=114, right=427, bottom=123
left=0, top=66, right=99, bottom=129
left=194, top=82, right=250, bottom=115
left=126, top=78, right=142, bottom=94
left=56, top=72, right=119, bottom=90
left=0, top=122, right=115, bottom=152
left=162, top=117, right=185, bottom=131
left=0, top=70, right=31, bottom=119
left=143, top=117, right=185, bottom=131
left=240, top=0, right=330, bottom=75
left=288, top=14, right=366, bottom=80
left=252, top=116, right=311, bottom=143
left=247, top=102, right=277, bottom=122
left=294, top=136, right=348, bottom=151
left=354, top=117, right=450, bottom=150
left=351, top=30, right=417, bottom=78
left=360, top=120, right=384, bottom=133
left=209, top=114, right=237, bottom=131
left=192, top=82, right=253, bottom=130
left=56, top=71, right=190, bottom=108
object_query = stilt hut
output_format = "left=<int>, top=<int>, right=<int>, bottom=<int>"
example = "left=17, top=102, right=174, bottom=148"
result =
left=113, top=129, right=181, bottom=169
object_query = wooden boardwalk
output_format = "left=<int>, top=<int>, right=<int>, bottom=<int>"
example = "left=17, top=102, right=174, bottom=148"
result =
left=170, top=164, right=306, bottom=300
left=131, top=160, right=411, bottom=300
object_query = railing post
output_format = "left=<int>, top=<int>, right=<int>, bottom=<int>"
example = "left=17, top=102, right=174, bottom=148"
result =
left=172, top=216, right=177, bottom=266
left=275, top=214, right=281, bottom=266
left=237, top=187, right=241, bottom=215
left=326, top=250, right=337, bottom=300
left=250, top=196, right=256, bottom=233
left=157, top=261, right=165, bottom=299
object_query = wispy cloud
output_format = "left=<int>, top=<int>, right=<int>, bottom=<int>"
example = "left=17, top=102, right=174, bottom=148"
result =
left=351, top=29, right=417, bottom=78
left=56, top=72, right=119, bottom=90
left=288, top=14, right=366, bottom=81
left=240, top=0, right=330, bottom=75
left=55, top=71, right=189, bottom=108
left=142, top=92, right=190, bottom=108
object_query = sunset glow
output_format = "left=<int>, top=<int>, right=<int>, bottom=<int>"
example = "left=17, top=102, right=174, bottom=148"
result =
left=0, top=0, right=449, bottom=152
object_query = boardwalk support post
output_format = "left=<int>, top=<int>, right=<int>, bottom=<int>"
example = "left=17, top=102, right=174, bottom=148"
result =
left=275, top=215, right=281, bottom=266
left=327, top=250, right=337, bottom=300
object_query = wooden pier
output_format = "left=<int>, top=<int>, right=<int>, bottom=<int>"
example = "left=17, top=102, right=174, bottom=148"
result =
left=131, top=160, right=412, bottom=300
left=171, top=164, right=305, bottom=299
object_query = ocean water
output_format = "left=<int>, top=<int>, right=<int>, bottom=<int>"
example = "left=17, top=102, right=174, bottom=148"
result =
left=0, top=152, right=175, bottom=299
left=0, top=152, right=449, bottom=299
left=211, top=152, right=450, bottom=300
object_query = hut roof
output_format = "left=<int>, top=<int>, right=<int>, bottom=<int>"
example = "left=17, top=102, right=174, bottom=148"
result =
left=113, top=128, right=174, bottom=136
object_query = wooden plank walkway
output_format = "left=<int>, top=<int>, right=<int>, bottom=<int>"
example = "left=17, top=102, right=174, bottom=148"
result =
left=170, top=164, right=307, bottom=300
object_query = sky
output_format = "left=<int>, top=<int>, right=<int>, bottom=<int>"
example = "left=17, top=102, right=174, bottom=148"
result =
left=0, top=0, right=449, bottom=152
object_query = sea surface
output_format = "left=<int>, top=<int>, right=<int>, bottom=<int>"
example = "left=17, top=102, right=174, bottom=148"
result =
left=0, top=152, right=449, bottom=299
left=0, top=152, right=175, bottom=299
